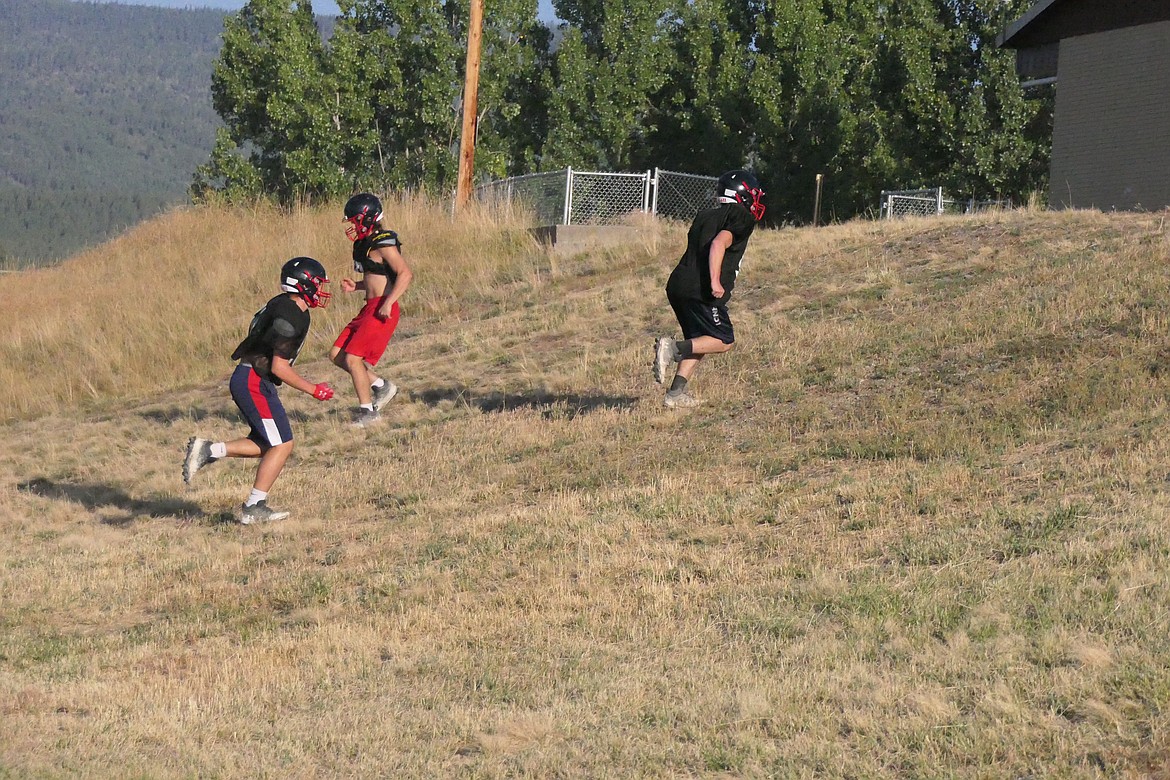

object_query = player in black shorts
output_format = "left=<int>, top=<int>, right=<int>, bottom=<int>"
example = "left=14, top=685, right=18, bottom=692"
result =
left=654, top=169, right=766, bottom=408
left=183, top=257, right=336, bottom=524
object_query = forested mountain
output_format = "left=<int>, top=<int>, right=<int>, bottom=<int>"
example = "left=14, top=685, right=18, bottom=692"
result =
left=0, top=0, right=227, bottom=262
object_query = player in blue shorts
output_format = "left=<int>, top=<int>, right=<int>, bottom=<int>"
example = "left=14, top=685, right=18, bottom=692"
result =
left=183, top=257, right=335, bottom=524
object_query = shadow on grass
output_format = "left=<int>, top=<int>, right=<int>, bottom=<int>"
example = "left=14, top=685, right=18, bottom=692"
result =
left=410, top=386, right=638, bottom=418
left=136, top=407, right=310, bottom=425
left=18, top=478, right=205, bottom=524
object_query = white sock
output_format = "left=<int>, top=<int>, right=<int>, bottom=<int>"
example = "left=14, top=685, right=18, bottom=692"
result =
left=371, top=378, right=385, bottom=389
left=245, top=488, right=268, bottom=507
left=210, top=442, right=227, bottom=459
left=360, top=403, right=374, bottom=412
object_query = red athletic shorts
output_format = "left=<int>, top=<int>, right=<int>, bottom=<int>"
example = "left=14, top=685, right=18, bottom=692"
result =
left=333, top=297, right=400, bottom=365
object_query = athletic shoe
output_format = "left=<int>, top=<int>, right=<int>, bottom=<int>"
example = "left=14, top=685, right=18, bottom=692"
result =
left=352, top=409, right=382, bottom=428
left=653, top=337, right=677, bottom=384
left=238, top=500, right=291, bottom=525
left=183, top=437, right=217, bottom=485
left=371, top=380, right=399, bottom=412
left=663, top=391, right=701, bottom=409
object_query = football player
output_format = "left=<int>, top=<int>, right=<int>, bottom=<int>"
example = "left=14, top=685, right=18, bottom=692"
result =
left=184, top=257, right=335, bottom=524
left=331, top=193, right=414, bottom=428
left=653, top=169, right=766, bottom=408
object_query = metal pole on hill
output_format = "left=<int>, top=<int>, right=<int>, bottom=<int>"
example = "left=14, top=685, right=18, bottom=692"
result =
left=455, top=0, right=484, bottom=212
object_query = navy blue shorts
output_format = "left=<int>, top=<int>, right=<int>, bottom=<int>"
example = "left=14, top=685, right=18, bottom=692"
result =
left=229, top=364, right=293, bottom=448
left=668, top=295, right=735, bottom=344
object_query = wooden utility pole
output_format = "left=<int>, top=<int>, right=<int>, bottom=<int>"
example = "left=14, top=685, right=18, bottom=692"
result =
left=455, top=0, right=484, bottom=211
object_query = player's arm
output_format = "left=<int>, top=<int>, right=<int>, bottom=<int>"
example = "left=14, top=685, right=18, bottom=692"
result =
left=341, top=277, right=365, bottom=293
left=267, top=318, right=333, bottom=399
left=708, top=229, right=735, bottom=299
left=373, top=245, right=413, bottom=319
left=270, top=357, right=333, bottom=400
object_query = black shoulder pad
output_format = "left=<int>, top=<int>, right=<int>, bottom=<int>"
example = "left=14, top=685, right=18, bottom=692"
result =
left=272, top=317, right=298, bottom=338
left=371, top=231, right=400, bottom=249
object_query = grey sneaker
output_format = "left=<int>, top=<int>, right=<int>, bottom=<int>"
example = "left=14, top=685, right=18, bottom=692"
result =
left=238, top=500, right=291, bottom=525
left=183, top=437, right=217, bottom=485
left=653, top=337, right=677, bottom=384
left=663, top=391, right=701, bottom=409
left=371, top=380, right=399, bottom=412
left=352, top=408, right=382, bottom=428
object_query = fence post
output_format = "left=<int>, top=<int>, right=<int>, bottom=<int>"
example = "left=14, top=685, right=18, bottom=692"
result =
left=643, top=170, right=652, bottom=213
left=651, top=168, right=660, bottom=216
left=936, top=187, right=944, bottom=215
left=813, top=173, right=824, bottom=226
left=563, top=167, right=573, bottom=226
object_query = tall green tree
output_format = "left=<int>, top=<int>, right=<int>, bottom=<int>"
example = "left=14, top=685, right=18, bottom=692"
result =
left=641, top=0, right=756, bottom=174
left=196, top=0, right=548, bottom=198
left=743, top=0, right=1049, bottom=221
left=543, top=0, right=676, bottom=170
left=194, top=0, right=344, bottom=202
left=332, top=0, right=549, bottom=186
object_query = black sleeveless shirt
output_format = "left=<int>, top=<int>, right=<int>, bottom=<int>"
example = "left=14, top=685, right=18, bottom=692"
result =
left=353, top=230, right=402, bottom=284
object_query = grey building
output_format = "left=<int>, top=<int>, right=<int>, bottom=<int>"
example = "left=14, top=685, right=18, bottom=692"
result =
left=999, top=0, right=1170, bottom=210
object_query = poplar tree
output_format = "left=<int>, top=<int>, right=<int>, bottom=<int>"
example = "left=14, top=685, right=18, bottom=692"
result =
left=193, top=0, right=342, bottom=201
left=542, top=0, right=675, bottom=170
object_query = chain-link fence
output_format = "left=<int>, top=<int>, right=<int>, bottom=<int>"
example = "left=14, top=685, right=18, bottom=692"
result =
left=880, top=187, right=1012, bottom=219
left=567, top=170, right=651, bottom=225
left=475, top=170, right=569, bottom=225
left=475, top=167, right=718, bottom=227
left=653, top=169, right=719, bottom=222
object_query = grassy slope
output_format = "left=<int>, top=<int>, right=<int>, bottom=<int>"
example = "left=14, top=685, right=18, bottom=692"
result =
left=2, top=203, right=1170, bottom=777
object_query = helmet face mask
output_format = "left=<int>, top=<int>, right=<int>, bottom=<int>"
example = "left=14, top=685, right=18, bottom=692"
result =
left=716, top=169, right=766, bottom=222
left=344, top=193, right=384, bottom=242
left=281, top=256, right=332, bottom=309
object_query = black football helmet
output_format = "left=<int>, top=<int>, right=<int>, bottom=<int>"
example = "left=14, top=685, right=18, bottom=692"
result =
left=716, top=169, right=766, bottom=221
left=344, top=193, right=384, bottom=241
left=280, top=256, right=331, bottom=308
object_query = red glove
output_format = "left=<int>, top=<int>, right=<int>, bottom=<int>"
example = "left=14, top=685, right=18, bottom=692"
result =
left=312, top=383, right=334, bottom=401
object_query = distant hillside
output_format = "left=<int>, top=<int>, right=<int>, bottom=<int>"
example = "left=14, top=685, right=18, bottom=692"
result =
left=0, top=0, right=227, bottom=262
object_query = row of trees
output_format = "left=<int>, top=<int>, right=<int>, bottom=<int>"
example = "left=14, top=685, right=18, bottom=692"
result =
left=1, top=0, right=228, bottom=260
left=194, top=0, right=1052, bottom=223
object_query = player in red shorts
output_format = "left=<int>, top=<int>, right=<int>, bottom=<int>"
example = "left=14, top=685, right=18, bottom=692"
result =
left=332, top=193, right=414, bottom=427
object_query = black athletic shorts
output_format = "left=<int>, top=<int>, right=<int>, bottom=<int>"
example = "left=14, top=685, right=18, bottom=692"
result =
left=668, top=295, right=735, bottom=344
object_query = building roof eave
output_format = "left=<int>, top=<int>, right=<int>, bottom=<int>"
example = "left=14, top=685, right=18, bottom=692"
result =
left=997, top=0, right=1061, bottom=48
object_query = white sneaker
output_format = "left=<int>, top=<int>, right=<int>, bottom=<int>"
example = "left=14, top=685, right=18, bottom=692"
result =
left=663, top=391, right=701, bottom=409
left=352, top=408, right=382, bottom=428
left=653, top=337, right=676, bottom=384
left=183, top=437, right=217, bottom=485
left=371, top=380, right=398, bottom=412
left=238, top=500, right=290, bottom=525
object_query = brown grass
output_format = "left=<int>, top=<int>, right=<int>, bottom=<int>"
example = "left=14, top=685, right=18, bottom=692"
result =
left=2, top=202, right=1170, bottom=777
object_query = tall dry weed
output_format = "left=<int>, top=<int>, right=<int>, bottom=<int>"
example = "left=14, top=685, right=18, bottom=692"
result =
left=0, top=196, right=551, bottom=420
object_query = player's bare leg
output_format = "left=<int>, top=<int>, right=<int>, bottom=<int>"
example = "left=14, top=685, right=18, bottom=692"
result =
left=666, top=337, right=734, bottom=408
left=253, top=441, right=293, bottom=493
left=238, top=441, right=294, bottom=524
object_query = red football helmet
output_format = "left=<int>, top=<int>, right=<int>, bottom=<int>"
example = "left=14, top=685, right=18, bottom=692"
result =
left=344, top=193, right=384, bottom=241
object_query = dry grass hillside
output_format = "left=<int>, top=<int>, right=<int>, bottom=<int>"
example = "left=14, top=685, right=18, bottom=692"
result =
left=2, top=200, right=1170, bottom=777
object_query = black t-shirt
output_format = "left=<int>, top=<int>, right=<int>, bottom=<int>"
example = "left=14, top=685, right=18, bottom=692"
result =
left=665, top=204, right=757, bottom=304
left=230, top=293, right=310, bottom=385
